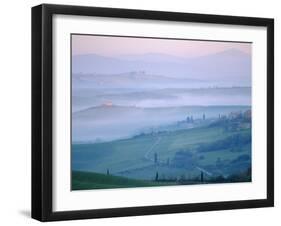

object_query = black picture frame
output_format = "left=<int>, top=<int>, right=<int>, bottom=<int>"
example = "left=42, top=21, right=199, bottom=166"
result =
left=32, top=3, right=274, bottom=222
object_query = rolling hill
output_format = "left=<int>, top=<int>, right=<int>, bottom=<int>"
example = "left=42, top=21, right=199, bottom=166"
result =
left=72, top=105, right=251, bottom=143
left=72, top=171, right=175, bottom=190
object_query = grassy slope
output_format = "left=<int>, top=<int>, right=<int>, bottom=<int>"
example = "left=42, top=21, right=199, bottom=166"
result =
left=72, top=171, right=174, bottom=190
left=72, top=126, right=250, bottom=174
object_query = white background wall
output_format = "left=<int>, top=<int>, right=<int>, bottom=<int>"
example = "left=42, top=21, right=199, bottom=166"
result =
left=0, top=0, right=279, bottom=225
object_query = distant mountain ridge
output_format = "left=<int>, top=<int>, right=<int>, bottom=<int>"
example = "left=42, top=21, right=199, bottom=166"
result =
left=118, top=53, right=187, bottom=63
left=72, top=71, right=210, bottom=89
left=72, top=49, right=251, bottom=86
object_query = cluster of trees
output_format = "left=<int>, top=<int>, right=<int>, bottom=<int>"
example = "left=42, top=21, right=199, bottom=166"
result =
left=186, top=116, right=194, bottom=123
left=209, top=110, right=251, bottom=132
left=196, top=133, right=251, bottom=153
left=208, top=167, right=251, bottom=183
left=169, top=133, right=251, bottom=171
left=153, top=166, right=251, bottom=184
left=169, top=132, right=251, bottom=179
left=214, top=153, right=251, bottom=174
left=172, top=150, right=195, bottom=169
left=154, top=171, right=205, bottom=184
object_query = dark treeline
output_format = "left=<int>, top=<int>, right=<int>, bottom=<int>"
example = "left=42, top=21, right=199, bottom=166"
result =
left=171, top=132, right=251, bottom=169
left=154, top=167, right=251, bottom=184
left=196, top=133, right=251, bottom=153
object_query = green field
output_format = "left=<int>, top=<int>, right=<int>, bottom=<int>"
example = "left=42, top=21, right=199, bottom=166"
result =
left=72, top=119, right=251, bottom=184
left=72, top=126, right=227, bottom=173
left=72, top=171, right=176, bottom=190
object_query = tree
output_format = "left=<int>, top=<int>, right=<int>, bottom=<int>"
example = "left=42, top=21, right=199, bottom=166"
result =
left=200, top=171, right=204, bottom=182
left=155, top=171, right=159, bottom=181
left=154, top=152, right=158, bottom=164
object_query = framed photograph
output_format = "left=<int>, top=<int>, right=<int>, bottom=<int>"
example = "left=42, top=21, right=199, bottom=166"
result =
left=32, top=4, right=274, bottom=221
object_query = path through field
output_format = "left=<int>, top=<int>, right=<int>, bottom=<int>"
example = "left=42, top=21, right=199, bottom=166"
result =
left=144, top=136, right=162, bottom=162
left=196, top=166, right=213, bottom=176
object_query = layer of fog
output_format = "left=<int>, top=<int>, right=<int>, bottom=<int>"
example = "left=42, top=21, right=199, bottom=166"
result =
left=72, top=87, right=251, bottom=112
left=73, top=105, right=251, bottom=143
left=72, top=49, right=252, bottom=143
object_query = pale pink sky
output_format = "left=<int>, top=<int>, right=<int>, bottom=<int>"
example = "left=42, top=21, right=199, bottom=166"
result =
left=72, top=34, right=251, bottom=58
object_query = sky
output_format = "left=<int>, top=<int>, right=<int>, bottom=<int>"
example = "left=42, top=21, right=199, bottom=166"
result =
left=72, top=34, right=251, bottom=58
